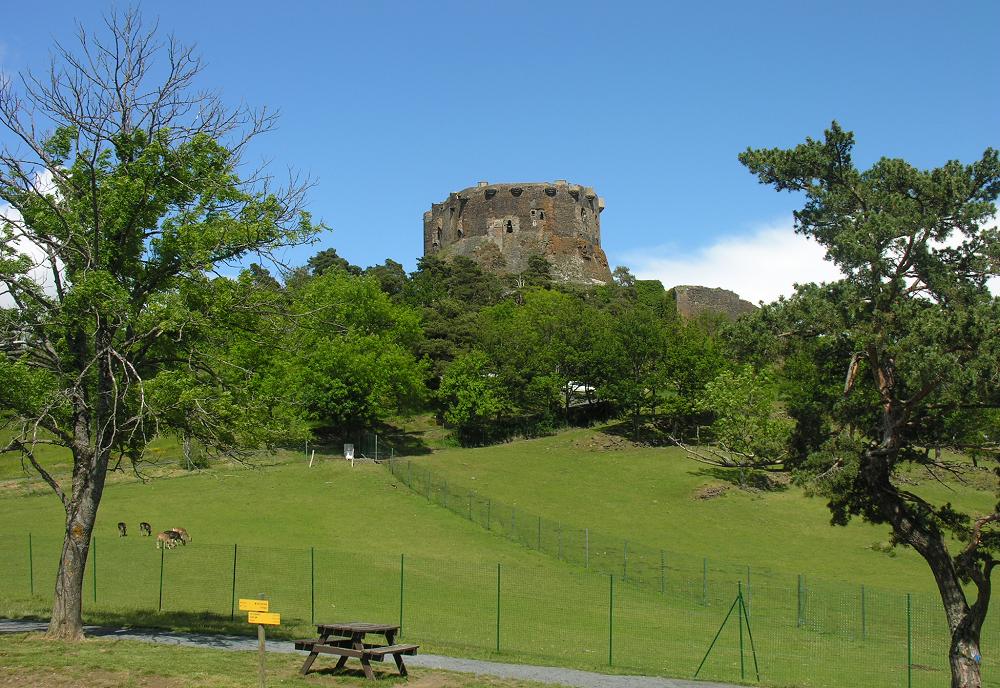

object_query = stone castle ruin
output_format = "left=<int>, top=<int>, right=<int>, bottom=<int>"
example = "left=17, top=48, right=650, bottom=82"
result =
left=424, top=181, right=613, bottom=284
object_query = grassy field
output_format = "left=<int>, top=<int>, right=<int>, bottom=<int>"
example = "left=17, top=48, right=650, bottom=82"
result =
left=415, top=427, right=996, bottom=593
left=0, top=632, right=554, bottom=687
left=0, top=426, right=996, bottom=687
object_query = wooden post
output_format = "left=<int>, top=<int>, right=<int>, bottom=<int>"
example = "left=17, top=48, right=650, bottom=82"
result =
left=258, top=593, right=267, bottom=688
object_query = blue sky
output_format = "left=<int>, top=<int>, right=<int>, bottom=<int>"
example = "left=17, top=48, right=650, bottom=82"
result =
left=2, top=1, right=997, bottom=302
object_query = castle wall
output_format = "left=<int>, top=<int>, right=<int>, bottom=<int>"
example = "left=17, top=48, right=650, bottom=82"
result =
left=423, top=181, right=612, bottom=284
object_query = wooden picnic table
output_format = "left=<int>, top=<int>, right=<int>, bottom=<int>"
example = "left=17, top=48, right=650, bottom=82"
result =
left=294, top=621, right=419, bottom=679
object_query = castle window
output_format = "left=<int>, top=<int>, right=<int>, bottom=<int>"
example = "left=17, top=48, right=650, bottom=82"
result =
left=506, top=220, right=514, bottom=233
left=544, top=187, right=556, bottom=197
left=531, top=208, right=546, bottom=220
left=485, top=188, right=497, bottom=199
left=511, top=187, right=523, bottom=197
left=539, top=210, right=545, bottom=220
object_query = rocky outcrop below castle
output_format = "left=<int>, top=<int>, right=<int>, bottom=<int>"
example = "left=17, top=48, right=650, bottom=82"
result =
left=669, top=285, right=757, bottom=321
left=424, top=181, right=612, bottom=284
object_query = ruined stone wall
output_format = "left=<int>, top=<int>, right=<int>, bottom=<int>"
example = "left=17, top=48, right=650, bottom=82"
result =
left=423, top=181, right=612, bottom=284
left=670, top=285, right=757, bottom=321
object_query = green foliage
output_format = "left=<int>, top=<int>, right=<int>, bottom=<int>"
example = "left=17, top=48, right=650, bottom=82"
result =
left=276, top=272, right=426, bottom=433
left=739, top=122, right=1000, bottom=672
left=699, top=365, right=793, bottom=471
left=437, top=351, right=514, bottom=444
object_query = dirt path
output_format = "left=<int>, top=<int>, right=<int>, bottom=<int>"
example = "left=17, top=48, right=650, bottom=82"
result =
left=0, top=620, right=738, bottom=688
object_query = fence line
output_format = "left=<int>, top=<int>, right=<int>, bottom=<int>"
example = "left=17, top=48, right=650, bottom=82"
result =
left=0, top=532, right=994, bottom=688
left=388, top=458, right=916, bottom=604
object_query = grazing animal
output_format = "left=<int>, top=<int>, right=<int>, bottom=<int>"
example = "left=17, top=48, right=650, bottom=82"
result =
left=170, top=527, right=191, bottom=544
left=139, top=522, right=152, bottom=536
left=156, top=531, right=179, bottom=549
left=117, top=522, right=127, bottom=537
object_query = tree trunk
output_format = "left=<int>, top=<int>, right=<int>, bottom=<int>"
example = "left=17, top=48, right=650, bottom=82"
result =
left=47, top=478, right=100, bottom=640
left=950, top=630, right=982, bottom=688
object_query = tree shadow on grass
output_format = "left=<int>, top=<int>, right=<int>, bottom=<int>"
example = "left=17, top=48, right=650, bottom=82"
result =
left=689, top=465, right=791, bottom=492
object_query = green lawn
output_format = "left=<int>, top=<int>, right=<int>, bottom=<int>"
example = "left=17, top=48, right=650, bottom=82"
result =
left=0, top=427, right=995, bottom=688
left=415, top=427, right=995, bottom=593
left=0, top=632, right=554, bottom=687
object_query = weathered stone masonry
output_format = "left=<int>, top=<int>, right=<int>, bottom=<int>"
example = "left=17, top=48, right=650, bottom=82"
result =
left=423, top=180, right=613, bottom=284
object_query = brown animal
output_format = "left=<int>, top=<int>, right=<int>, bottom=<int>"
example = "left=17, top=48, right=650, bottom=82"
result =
left=117, top=522, right=127, bottom=537
left=139, top=522, right=152, bottom=536
left=169, top=527, right=191, bottom=544
left=156, top=531, right=179, bottom=549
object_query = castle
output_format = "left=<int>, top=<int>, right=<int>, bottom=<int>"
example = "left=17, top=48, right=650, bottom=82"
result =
left=423, top=180, right=613, bottom=284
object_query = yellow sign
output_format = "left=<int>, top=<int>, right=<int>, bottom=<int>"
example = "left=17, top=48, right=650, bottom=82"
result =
left=239, top=599, right=269, bottom=612
left=248, top=611, right=281, bottom=626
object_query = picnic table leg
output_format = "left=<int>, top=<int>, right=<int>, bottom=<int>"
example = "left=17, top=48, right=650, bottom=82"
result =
left=381, top=630, right=408, bottom=676
left=360, top=654, right=376, bottom=680
left=392, top=651, right=409, bottom=676
left=299, top=631, right=331, bottom=675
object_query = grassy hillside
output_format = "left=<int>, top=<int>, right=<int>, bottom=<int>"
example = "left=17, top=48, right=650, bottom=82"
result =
left=0, top=429, right=996, bottom=687
left=416, top=427, right=995, bottom=593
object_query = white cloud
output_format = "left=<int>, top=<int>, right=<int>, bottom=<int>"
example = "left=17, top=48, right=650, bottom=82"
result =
left=622, top=219, right=843, bottom=305
left=0, top=169, right=63, bottom=307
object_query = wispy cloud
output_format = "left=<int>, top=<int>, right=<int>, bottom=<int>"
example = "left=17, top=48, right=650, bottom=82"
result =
left=621, top=219, right=843, bottom=305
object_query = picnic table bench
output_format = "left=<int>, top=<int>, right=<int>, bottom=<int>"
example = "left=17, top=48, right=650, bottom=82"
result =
left=295, top=621, right=418, bottom=679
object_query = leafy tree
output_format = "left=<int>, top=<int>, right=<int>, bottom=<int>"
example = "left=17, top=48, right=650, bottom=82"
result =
left=437, top=351, right=513, bottom=445
left=676, top=365, right=792, bottom=485
left=477, top=290, right=604, bottom=428
left=365, top=258, right=408, bottom=297
left=0, top=10, right=317, bottom=639
left=740, top=122, right=1000, bottom=687
left=404, top=255, right=504, bottom=385
left=598, top=305, right=672, bottom=439
left=277, top=272, right=425, bottom=432
left=306, top=247, right=361, bottom=276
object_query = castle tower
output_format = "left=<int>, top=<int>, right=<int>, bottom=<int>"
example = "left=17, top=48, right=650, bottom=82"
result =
left=423, top=180, right=612, bottom=284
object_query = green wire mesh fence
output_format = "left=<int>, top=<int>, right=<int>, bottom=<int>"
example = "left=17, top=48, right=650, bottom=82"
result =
left=0, top=532, right=995, bottom=687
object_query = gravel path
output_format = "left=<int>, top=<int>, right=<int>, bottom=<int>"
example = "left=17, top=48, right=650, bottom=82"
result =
left=0, top=620, right=738, bottom=688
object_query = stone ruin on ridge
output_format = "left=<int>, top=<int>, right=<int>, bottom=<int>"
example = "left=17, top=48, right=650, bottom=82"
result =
left=423, top=180, right=756, bottom=319
left=424, top=180, right=612, bottom=285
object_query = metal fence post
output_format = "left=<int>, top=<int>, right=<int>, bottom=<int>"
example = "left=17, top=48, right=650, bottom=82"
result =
left=746, top=565, right=751, bottom=613
left=861, top=585, right=866, bottom=640
left=623, top=540, right=628, bottom=581
left=608, top=574, right=614, bottom=666
left=310, top=547, right=315, bottom=625
left=399, top=554, right=405, bottom=637
left=158, top=546, right=165, bottom=612
left=797, top=574, right=804, bottom=627
left=738, top=581, right=745, bottom=681
left=496, top=563, right=501, bottom=653
left=907, top=593, right=912, bottom=688
left=28, top=533, right=33, bottom=595
left=230, top=544, right=237, bottom=620
left=702, top=558, right=708, bottom=606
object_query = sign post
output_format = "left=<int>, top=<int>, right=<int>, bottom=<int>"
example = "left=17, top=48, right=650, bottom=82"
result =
left=240, top=596, right=280, bottom=688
